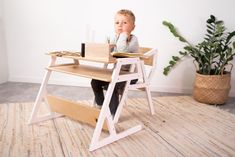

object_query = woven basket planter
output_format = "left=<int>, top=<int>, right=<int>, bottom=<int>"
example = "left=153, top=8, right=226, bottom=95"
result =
left=193, top=72, right=231, bottom=105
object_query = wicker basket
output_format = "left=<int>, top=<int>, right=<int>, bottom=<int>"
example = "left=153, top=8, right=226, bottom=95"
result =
left=193, top=72, right=231, bottom=105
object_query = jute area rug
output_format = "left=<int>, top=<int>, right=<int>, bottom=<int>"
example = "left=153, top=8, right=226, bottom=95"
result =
left=0, top=96, right=235, bottom=157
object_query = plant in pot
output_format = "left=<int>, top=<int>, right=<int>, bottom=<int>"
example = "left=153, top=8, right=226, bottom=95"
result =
left=163, top=15, right=235, bottom=104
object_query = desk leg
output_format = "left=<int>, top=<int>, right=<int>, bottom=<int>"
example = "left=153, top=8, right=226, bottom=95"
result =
left=28, top=57, right=62, bottom=124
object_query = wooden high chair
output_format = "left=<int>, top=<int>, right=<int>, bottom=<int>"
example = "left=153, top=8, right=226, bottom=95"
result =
left=113, top=47, right=158, bottom=123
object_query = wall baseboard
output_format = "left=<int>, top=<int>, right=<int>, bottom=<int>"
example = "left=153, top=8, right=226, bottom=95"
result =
left=9, top=76, right=235, bottom=97
left=150, top=85, right=235, bottom=97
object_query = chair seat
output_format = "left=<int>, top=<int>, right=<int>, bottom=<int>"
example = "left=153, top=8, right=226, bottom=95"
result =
left=128, top=82, right=148, bottom=90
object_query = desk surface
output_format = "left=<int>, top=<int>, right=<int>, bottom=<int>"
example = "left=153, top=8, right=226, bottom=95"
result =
left=47, top=51, right=148, bottom=64
left=48, top=64, right=114, bottom=82
left=48, top=53, right=116, bottom=63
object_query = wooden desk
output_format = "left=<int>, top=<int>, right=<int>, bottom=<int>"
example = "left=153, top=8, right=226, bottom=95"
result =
left=28, top=53, right=154, bottom=151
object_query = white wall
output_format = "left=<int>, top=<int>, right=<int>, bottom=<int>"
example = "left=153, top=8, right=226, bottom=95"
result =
left=3, top=0, right=235, bottom=96
left=0, top=0, right=8, bottom=83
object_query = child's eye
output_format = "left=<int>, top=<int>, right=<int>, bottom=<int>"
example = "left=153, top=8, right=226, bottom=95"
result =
left=115, top=22, right=119, bottom=24
left=123, top=22, right=127, bottom=24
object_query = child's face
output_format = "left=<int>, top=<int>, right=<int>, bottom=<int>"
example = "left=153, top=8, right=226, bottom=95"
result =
left=114, top=14, right=135, bottom=35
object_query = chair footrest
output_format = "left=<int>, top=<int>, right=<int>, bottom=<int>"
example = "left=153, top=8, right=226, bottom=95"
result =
left=128, top=83, right=148, bottom=90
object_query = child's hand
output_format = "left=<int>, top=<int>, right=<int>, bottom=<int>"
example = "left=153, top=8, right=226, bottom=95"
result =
left=109, top=44, right=115, bottom=52
left=122, top=31, right=131, bottom=36
left=116, top=31, right=131, bottom=37
left=121, top=32, right=131, bottom=42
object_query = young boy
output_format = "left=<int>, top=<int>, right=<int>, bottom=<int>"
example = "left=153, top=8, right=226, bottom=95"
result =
left=91, top=9, right=139, bottom=116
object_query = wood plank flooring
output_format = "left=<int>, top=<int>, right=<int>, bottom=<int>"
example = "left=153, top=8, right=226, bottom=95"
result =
left=0, top=96, right=235, bottom=157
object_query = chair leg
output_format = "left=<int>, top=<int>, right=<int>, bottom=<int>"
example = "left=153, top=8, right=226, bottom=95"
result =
left=113, top=83, right=130, bottom=123
left=145, top=86, right=155, bottom=115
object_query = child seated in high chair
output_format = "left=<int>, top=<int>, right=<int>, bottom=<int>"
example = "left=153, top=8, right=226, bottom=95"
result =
left=91, top=9, right=139, bottom=116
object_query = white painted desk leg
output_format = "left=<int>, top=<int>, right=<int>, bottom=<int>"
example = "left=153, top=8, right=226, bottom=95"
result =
left=28, top=56, right=62, bottom=124
left=140, top=61, right=155, bottom=115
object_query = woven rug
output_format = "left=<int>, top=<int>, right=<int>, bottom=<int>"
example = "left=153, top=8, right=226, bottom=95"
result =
left=0, top=96, right=235, bottom=157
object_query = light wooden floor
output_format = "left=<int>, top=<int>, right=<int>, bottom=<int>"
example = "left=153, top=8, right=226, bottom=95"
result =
left=1, top=96, right=235, bottom=157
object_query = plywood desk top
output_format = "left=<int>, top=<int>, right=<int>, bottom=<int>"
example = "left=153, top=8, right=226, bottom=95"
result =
left=47, top=64, right=114, bottom=82
left=47, top=52, right=116, bottom=63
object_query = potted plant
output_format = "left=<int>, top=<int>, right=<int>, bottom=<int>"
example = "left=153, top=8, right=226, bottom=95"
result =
left=163, top=15, right=235, bottom=104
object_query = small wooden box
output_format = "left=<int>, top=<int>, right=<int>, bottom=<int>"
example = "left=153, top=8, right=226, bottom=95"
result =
left=85, top=43, right=113, bottom=62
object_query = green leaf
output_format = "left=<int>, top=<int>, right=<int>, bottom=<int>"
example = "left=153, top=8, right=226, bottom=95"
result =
left=179, top=37, right=187, bottom=42
left=226, top=31, right=235, bottom=45
left=184, top=46, right=193, bottom=51
left=207, top=29, right=213, bottom=34
left=172, top=56, right=180, bottom=61
left=215, top=20, right=223, bottom=25
left=210, top=15, right=216, bottom=21
left=163, top=21, right=187, bottom=43
left=206, top=24, right=213, bottom=30
left=163, top=66, right=171, bottom=75
left=163, top=70, right=168, bottom=75
left=207, top=19, right=213, bottom=24
left=169, top=60, right=176, bottom=65
left=179, top=51, right=187, bottom=55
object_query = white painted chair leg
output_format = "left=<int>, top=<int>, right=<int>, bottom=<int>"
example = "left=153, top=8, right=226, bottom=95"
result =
left=89, top=124, right=142, bottom=151
left=113, top=83, right=130, bottom=123
left=145, top=86, right=155, bottom=115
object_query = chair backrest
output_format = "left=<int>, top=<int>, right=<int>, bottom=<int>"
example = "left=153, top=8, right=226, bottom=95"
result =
left=138, top=47, right=158, bottom=81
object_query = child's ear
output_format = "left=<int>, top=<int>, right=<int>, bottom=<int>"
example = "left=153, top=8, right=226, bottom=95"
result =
left=132, top=25, right=135, bottom=31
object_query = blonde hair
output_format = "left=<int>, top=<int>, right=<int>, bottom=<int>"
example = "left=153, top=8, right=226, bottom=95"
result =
left=117, top=9, right=135, bottom=24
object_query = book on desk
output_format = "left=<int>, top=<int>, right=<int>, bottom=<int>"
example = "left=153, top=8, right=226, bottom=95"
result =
left=111, top=52, right=143, bottom=58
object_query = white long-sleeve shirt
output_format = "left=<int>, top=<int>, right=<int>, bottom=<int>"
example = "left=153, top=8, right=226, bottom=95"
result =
left=110, top=33, right=139, bottom=71
left=110, top=33, right=139, bottom=53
